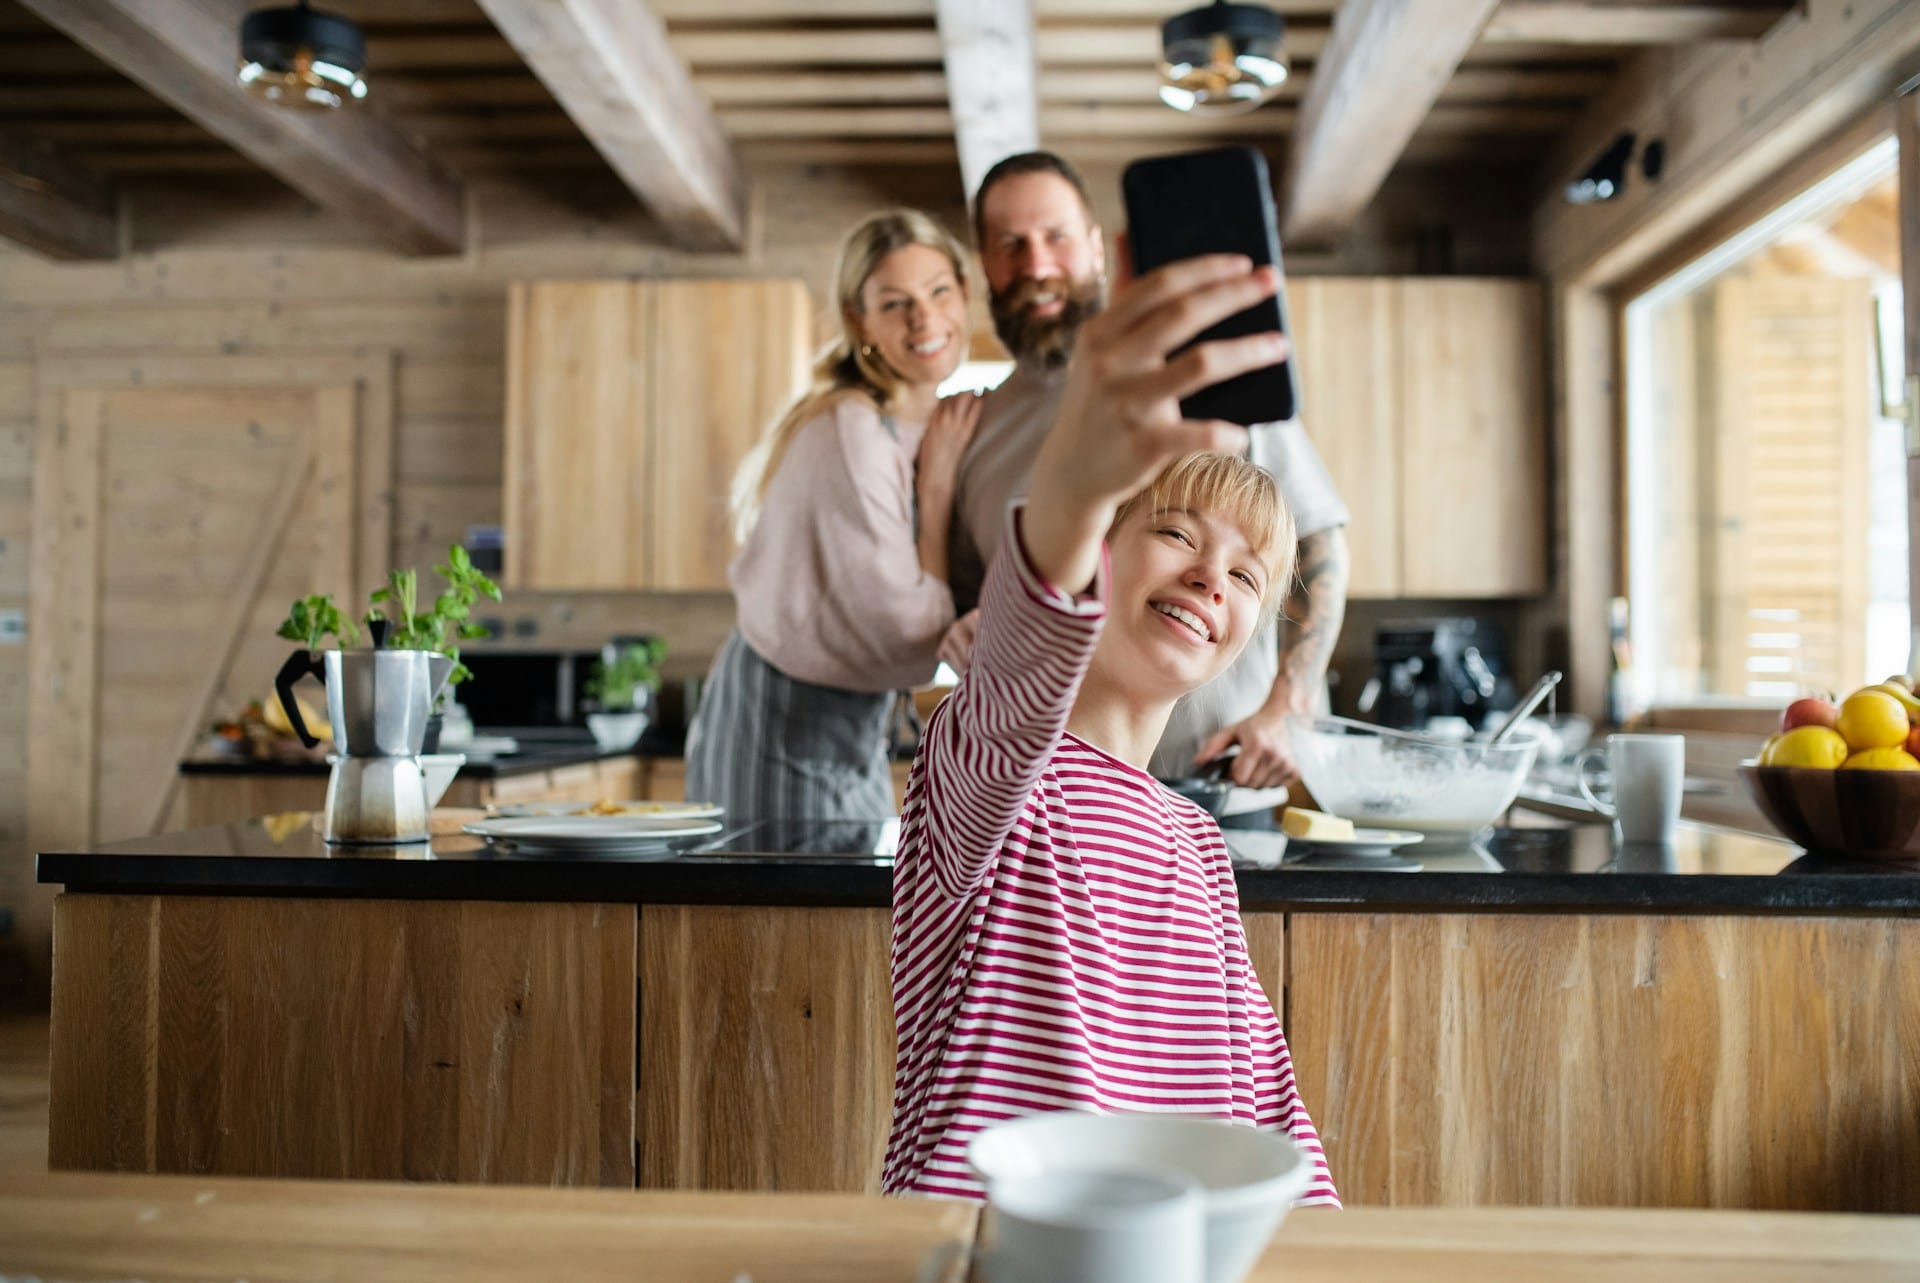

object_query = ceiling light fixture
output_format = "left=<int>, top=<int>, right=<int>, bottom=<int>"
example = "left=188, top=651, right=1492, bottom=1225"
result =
left=1565, top=131, right=1636, bottom=205
left=237, top=0, right=368, bottom=111
left=1159, top=0, right=1288, bottom=116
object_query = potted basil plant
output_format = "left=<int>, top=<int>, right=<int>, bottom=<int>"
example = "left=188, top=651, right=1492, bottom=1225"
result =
left=277, top=544, right=501, bottom=753
left=584, top=638, right=665, bottom=751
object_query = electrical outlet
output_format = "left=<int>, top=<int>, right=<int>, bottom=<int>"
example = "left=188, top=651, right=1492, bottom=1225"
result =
left=0, top=609, right=23, bottom=644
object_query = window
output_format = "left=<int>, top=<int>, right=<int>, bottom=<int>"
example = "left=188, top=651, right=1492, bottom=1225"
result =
left=1624, top=137, right=1904, bottom=709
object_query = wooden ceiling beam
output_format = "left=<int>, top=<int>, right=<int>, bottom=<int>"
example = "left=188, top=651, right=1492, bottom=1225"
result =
left=936, top=0, right=1039, bottom=197
left=1280, top=0, right=1502, bottom=248
left=1482, top=2, right=1792, bottom=44
left=473, top=0, right=750, bottom=253
left=13, top=0, right=464, bottom=255
left=0, top=127, right=118, bottom=259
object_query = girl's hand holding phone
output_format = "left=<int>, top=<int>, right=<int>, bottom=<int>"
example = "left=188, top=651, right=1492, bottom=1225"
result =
left=1023, top=249, right=1289, bottom=593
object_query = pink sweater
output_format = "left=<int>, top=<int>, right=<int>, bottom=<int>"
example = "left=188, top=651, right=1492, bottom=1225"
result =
left=882, top=507, right=1339, bottom=1206
left=730, top=395, right=956, bottom=692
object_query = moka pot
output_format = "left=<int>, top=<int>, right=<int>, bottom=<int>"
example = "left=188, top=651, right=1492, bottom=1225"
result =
left=274, top=647, right=453, bottom=844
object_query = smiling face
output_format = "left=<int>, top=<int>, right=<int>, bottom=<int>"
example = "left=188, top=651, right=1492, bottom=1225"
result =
left=1094, top=503, right=1277, bottom=701
left=976, top=171, right=1106, bottom=369
left=851, top=242, right=970, bottom=390
left=1085, top=452, right=1294, bottom=706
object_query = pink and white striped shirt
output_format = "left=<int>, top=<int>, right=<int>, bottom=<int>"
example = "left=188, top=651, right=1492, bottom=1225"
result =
left=882, top=507, right=1339, bottom=1206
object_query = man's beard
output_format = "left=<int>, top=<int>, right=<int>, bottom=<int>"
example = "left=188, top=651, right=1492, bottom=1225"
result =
left=988, top=273, right=1105, bottom=372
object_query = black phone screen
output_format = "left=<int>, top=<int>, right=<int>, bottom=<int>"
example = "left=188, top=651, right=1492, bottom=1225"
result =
left=1121, top=147, right=1298, bottom=426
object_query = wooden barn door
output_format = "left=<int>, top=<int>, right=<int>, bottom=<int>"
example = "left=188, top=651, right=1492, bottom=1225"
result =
left=26, top=354, right=393, bottom=866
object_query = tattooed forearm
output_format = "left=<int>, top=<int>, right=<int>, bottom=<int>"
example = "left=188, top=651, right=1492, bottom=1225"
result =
left=1272, top=527, right=1349, bottom=711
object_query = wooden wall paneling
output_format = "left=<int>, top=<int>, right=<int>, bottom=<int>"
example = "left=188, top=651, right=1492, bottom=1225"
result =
left=639, top=905, right=894, bottom=1192
left=1398, top=280, right=1548, bottom=597
left=1285, top=278, right=1402, bottom=597
left=1286, top=912, right=1920, bottom=1209
left=646, top=280, right=812, bottom=591
left=48, top=894, right=637, bottom=1185
left=503, top=281, right=648, bottom=590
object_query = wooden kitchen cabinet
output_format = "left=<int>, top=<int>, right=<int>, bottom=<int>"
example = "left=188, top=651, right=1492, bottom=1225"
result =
left=504, top=279, right=811, bottom=592
left=1398, top=280, right=1547, bottom=597
left=1286, top=279, right=1402, bottom=598
left=1285, top=278, right=1546, bottom=598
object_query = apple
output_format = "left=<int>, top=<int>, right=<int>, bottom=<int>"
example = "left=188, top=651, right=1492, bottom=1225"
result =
left=1781, top=696, right=1839, bottom=733
left=1905, top=725, right=1920, bottom=758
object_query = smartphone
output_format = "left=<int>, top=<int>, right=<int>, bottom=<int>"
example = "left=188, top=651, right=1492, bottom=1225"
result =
left=1121, top=147, right=1297, bottom=426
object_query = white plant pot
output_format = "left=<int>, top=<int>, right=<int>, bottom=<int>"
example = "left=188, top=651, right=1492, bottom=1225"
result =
left=587, top=711, right=648, bottom=751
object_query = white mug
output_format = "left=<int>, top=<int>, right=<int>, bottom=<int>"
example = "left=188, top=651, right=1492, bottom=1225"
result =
left=1577, top=733, right=1684, bottom=843
left=975, top=1166, right=1206, bottom=1283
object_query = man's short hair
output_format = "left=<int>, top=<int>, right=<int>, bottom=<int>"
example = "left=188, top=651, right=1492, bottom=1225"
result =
left=970, top=151, right=1098, bottom=248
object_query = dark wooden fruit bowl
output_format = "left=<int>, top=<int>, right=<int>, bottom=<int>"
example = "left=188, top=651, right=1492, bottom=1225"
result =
left=1739, top=764, right=1920, bottom=864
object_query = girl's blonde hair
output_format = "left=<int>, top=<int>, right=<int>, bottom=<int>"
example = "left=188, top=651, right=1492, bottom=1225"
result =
left=1112, top=452, right=1296, bottom=616
left=730, top=208, right=970, bottom=542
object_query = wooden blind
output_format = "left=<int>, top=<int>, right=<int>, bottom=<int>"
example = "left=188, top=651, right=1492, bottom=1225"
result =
left=1702, top=273, right=1875, bottom=696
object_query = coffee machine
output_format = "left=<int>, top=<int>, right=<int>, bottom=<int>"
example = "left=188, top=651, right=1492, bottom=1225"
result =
left=1356, top=617, right=1511, bottom=731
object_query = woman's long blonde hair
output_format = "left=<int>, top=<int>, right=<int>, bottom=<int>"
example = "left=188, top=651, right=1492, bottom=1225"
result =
left=730, top=208, right=970, bottom=543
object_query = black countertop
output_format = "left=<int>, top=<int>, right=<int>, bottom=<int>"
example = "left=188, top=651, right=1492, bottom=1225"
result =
left=36, top=815, right=1920, bottom=915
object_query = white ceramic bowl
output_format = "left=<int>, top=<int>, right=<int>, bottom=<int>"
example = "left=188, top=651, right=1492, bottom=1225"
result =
left=586, top=710, right=648, bottom=751
left=969, top=1112, right=1310, bottom=1283
left=1287, top=714, right=1539, bottom=846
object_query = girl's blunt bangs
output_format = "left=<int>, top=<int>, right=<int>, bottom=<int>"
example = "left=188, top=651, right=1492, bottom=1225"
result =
left=1113, top=453, right=1296, bottom=606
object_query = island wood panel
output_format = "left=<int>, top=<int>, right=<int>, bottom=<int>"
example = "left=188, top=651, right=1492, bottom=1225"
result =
left=1397, top=279, right=1548, bottom=597
left=1284, top=278, right=1402, bottom=598
left=1286, top=912, right=1920, bottom=1209
left=1242, top=911, right=1285, bottom=1014
left=47, top=893, right=637, bottom=1187
left=639, top=905, right=895, bottom=1192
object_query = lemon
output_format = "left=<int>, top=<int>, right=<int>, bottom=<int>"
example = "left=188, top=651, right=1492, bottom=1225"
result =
left=1763, top=725, right=1849, bottom=768
left=1836, top=690, right=1909, bottom=752
left=1868, top=682, right=1920, bottom=720
left=1842, top=747, right=1920, bottom=771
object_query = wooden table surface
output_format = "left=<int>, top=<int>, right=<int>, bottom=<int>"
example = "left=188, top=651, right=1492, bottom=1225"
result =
left=3, top=1172, right=1918, bottom=1282
left=0, top=1173, right=977, bottom=1282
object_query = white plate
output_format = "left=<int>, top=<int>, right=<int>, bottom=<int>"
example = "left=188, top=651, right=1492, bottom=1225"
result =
left=492, top=800, right=724, bottom=821
left=1283, top=827, right=1425, bottom=857
left=463, top=816, right=724, bottom=853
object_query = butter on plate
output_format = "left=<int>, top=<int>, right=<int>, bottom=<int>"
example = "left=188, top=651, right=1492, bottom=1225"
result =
left=1281, top=806, right=1356, bottom=842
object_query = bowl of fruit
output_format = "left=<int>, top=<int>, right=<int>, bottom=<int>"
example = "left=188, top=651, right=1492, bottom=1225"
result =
left=1740, top=680, right=1920, bottom=864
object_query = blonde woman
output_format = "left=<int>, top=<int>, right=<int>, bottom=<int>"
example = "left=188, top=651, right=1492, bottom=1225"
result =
left=686, top=209, right=982, bottom=820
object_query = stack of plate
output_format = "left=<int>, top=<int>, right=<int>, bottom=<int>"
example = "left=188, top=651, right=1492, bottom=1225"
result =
left=465, top=801, right=723, bottom=856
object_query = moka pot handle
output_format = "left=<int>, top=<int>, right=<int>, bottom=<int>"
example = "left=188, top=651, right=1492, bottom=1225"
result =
left=274, top=649, right=326, bottom=749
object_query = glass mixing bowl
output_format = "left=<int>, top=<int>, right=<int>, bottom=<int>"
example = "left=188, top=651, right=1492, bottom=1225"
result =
left=1287, top=715, right=1541, bottom=845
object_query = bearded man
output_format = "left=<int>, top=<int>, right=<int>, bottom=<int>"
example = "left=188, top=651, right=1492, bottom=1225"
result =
left=941, top=151, right=1351, bottom=809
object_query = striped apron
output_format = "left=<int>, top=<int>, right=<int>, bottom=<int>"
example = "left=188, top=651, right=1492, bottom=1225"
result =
left=685, top=631, right=897, bottom=821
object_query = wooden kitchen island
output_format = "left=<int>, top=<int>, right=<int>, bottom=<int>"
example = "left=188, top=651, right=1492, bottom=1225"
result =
left=34, top=817, right=1920, bottom=1210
